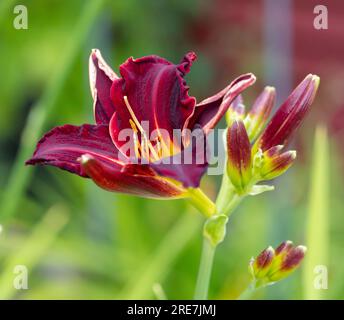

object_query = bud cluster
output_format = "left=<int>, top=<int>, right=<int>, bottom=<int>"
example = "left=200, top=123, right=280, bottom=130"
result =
left=249, top=241, right=307, bottom=288
left=225, top=74, right=320, bottom=195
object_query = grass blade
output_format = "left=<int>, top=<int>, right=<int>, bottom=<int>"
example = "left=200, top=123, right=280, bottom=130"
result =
left=0, top=0, right=105, bottom=221
left=0, top=205, right=68, bottom=299
left=119, top=210, right=202, bottom=299
left=303, top=125, right=329, bottom=299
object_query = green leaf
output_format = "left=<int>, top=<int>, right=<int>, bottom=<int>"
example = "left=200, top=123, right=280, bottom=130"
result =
left=0, top=0, right=106, bottom=222
left=303, top=125, right=329, bottom=300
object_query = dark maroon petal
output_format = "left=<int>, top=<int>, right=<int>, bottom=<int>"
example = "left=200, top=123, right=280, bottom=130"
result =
left=257, top=74, right=320, bottom=151
left=150, top=128, right=208, bottom=188
left=109, top=52, right=197, bottom=151
left=80, top=154, right=185, bottom=199
left=89, top=49, right=119, bottom=124
left=187, top=73, right=256, bottom=133
left=26, top=124, right=123, bottom=177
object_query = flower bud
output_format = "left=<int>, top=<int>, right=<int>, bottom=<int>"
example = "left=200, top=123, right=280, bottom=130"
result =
left=244, top=86, right=275, bottom=141
left=250, top=241, right=306, bottom=288
left=260, top=146, right=296, bottom=180
left=255, top=74, right=320, bottom=151
left=226, top=95, right=245, bottom=124
left=268, top=245, right=307, bottom=282
left=226, top=119, right=252, bottom=194
left=251, top=246, right=275, bottom=279
left=267, top=240, right=294, bottom=275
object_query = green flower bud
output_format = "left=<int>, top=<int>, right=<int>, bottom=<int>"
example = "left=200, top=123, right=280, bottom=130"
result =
left=260, top=146, right=296, bottom=180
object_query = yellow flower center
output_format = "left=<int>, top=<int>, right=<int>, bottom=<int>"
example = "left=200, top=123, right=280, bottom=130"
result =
left=123, top=96, right=180, bottom=162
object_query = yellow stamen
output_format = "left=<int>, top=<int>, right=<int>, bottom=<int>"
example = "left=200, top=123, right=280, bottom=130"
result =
left=156, top=132, right=171, bottom=157
left=129, top=119, right=141, bottom=158
left=124, top=96, right=146, bottom=134
left=141, top=135, right=150, bottom=160
left=124, top=96, right=160, bottom=161
left=154, top=137, right=162, bottom=158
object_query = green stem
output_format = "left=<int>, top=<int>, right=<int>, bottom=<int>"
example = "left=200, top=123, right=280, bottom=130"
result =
left=222, top=194, right=243, bottom=216
left=188, top=188, right=216, bottom=218
left=193, top=177, right=246, bottom=300
left=237, top=283, right=256, bottom=300
left=215, top=173, right=236, bottom=213
left=216, top=173, right=247, bottom=216
left=194, top=238, right=215, bottom=300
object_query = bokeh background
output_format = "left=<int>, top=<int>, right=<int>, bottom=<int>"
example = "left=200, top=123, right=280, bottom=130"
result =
left=0, top=0, right=343, bottom=299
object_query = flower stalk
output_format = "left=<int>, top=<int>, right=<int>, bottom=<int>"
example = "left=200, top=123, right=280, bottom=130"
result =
left=194, top=238, right=216, bottom=300
left=187, top=188, right=216, bottom=218
left=193, top=188, right=241, bottom=300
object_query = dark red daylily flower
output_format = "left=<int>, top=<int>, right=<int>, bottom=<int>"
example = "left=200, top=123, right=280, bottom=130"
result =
left=26, top=49, right=255, bottom=198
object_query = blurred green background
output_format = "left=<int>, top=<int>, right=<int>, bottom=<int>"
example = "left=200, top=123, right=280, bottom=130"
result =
left=0, top=0, right=343, bottom=299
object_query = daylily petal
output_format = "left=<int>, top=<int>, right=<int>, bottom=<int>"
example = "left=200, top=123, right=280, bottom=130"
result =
left=80, top=154, right=185, bottom=199
left=110, top=52, right=197, bottom=150
left=187, top=73, right=256, bottom=133
left=150, top=128, right=208, bottom=188
left=89, top=49, right=119, bottom=124
left=26, top=124, right=122, bottom=176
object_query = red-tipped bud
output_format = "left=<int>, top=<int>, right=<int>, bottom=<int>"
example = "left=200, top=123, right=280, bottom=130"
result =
left=281, top=246, right=307, bottom=271
left=250, top=241, right=306, bottom=287
left=251, top=246, right=275, bottom=279
left=226, top=95, right=246, bottom=124
left=275, top=240, right=294, bottom=256
left=255, top=74, right=320, bottom=151
left=226, top=120, right=252, bottom=194
left=260, top=146, right=296, bottom=180
left=245, top=86, right=276, bottom=141
left=269, top=245, right=307, bottom=282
